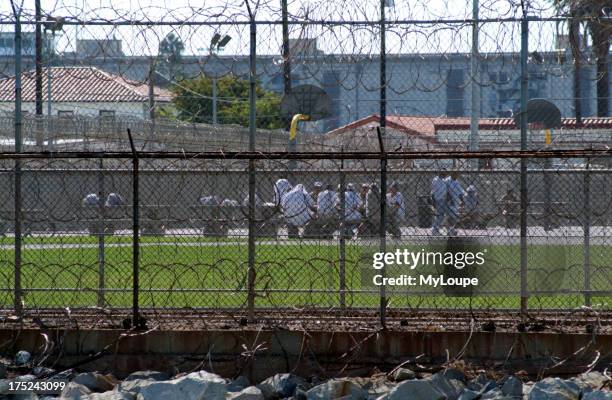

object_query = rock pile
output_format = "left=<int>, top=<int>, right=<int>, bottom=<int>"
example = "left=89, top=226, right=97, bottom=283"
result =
left=0, top=352, right=609, bottom=399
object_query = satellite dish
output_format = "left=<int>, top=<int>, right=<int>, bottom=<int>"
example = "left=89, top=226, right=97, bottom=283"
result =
left=514, top=98, right=562, bottom=129
left=280, top=84, right=331, bottom=121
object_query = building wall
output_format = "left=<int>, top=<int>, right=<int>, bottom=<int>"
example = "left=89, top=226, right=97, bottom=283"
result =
left=0, top=101, right=149, bottom=119
left=0, top=51, right=608, bottom=130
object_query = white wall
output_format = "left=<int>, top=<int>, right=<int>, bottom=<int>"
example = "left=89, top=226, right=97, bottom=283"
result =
left=0, top=101, right=148, bottom=119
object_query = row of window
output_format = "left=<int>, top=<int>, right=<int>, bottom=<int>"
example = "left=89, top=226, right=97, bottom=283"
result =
left=22, top=109, right=116, bottom=118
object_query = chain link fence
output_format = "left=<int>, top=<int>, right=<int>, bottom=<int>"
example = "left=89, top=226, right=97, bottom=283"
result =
left=0, top=149, right=609, bottom=325
left=0, top=0, right=610, bottom=325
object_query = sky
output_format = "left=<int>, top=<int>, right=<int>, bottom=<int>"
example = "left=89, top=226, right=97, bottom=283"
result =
left=0, top=0, right=567, bottom=57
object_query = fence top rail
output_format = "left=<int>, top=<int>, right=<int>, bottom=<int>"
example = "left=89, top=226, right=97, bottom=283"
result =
left=0, top=149, right=609, bottom=161
left=0, top=16, right=577, bottom=27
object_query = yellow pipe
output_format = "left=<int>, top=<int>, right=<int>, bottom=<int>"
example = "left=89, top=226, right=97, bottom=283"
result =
left=544, top=128, right=552, bottom=145
left=289, top=114, right=310, bottom=140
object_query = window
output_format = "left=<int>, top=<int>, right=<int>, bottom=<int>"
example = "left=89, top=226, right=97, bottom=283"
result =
left=58, top=110, right=74, bottom=118
left=446, top=69, right=464, bottom=117
left=99, top=110, right=115, bottom=119
left=0, top=38, right=11, bottom=49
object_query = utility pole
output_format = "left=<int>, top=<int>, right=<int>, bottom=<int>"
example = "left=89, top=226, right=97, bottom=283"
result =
left=281, top=0, right=291, bottom=95
left=34, top=0, right=43, bottom=146
left=208, top=34, right=231, bottom=125
left=469, top=0, right=480, bottom=163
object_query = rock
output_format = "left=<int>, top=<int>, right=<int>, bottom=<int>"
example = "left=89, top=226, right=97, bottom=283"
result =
left=121, top=370, right=226, bottom=400
left=14, top=393, right=39, bottom=400
left=367, top=381, right=396, bottom=398
left=468, top=374, right=498, bottom=393
left=32, top=366, right=55, bottom=377
left=440, top=369, right=468, bottom=383
left=83, top=392, right=135, bottom=400
left=54, top=370, right=75, bottom=381
left=15, top=350, right=31, bottom=366
left=481, top=388, right=514, bottom=399
left=430, top=372, right=465, bottom=400
left=295, top=387, right=309, bottom=400
left=73, top=372, right=117, bottom=392
left=124, top=371, right=170, bottom=382
left=228, top=376, right=250, bottom=392
left=458, top=389, right=483, bottom=400
left=572, top=372, right=610, bottom=392
left=13, top=373, right=39, bottom=399
left=385, top=380, right=445, bottom=400
left=523, top=382, right=534, bottom=398
left=16, top=374, right=37, bottom=382
left=305, top=379, right=367, bottom=400
left=257, top=373, right=305, bottom=399
left=528, top=378, right=581, bottom=400
left=392, top=368, right=416, bottom=382
left=501, top=376, right=523, bottom=398
left=582, top=392, right=612, bottom=400
left=117, top=379, right=146, bottom=394
left=60, top=382, right=93, bottom=399
left=228, top=386, right=264, bottom=400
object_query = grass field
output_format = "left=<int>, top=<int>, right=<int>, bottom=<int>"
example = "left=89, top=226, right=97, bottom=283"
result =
left=0, top=235, right=609, bottom=310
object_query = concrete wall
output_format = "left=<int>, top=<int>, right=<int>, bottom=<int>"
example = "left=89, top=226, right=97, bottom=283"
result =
left=0, top=168, right=610, bottom=231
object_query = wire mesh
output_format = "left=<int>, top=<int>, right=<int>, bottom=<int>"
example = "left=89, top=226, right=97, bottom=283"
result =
left=0, top=152, right=609, bottom=319
left=0, top=0, right=609, bottom=324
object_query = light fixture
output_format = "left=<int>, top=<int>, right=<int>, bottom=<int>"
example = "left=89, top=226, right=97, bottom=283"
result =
left=210, top=33, right=221, bottom=48
left=218, top=35, right=232, bottom=48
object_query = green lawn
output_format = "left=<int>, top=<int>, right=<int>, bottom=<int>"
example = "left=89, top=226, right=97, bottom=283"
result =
left=0, top=236, right=609, bottom=310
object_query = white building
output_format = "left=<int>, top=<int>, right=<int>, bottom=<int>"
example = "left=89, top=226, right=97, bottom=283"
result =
left=0, top=66, right=172, bottom=119
left=323, top=114, right=612, bottom=169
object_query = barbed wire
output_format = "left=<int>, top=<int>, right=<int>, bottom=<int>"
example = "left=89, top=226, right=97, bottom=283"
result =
left=0, top=0, right=608, bottom=143
left=0, top=153, right=609, bottom=313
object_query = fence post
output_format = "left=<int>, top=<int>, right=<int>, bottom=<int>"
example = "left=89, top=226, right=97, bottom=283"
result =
left=543, top=158, right=552, bottom=231
left=13, top=12, right=23, bottom=316
left=377, top=128, right=387, bottom=327
left=97, top=157, right=106, bottom=307
left=339, top=148, right=346, bottom=310
left=246, top=5, right=257, bottom=321
left=519, top=14, right=529, bottom=314
left=583, top=159, right=591, bottom=306
left=379, top=0, right=387, bottom=328
left=127, top=129, right=142, bottom=327
left=148, top=59, right=156, bottom=150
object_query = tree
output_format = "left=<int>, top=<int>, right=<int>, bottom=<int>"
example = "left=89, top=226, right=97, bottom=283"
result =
left=158, top=32, right=185, bottom=82
left=556, top=0, right=612, bottom=117
left=171, top=74, right=283, bottom=129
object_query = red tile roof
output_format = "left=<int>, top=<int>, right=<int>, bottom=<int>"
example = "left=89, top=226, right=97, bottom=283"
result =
left=0, top=66, right=172, bottom=103
left=328, top=114, right=612, bottom=138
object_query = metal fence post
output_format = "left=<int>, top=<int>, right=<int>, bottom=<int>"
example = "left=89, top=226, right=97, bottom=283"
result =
left=543, top=158, right=552, bottom=231
left=97, top=157, right=106, bottom=307
left=339, top=148, right=346, bottom=309
left=34, top=0, right=43, bottom=148
left=379, top=0, right=387, bottom=328
left=148, top=59, right=156, bottom=150
left=519, top=14, right=529, bottom=314
left=583, top=159, right=591, bottom=306
left=127, top=129, right=141, bottom=327
left=246, top=7, right=257, bottom=321
left=13, top=13, right=23, bottom=316
left=377, top=128, right=387, bottom=327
